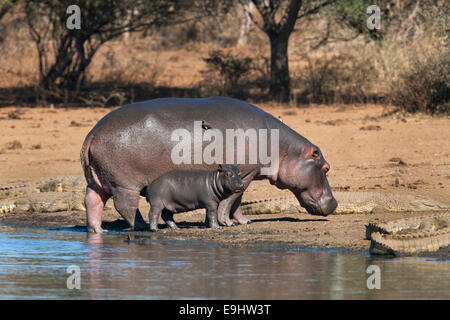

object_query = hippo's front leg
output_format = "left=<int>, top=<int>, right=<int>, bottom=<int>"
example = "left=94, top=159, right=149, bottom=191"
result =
left=230, top=195, right=251, bottom=225
left=218, top=169, right=258, bottom=226
left=205, top=205, right=221, bottom=229
left=162, top=210, right=178, bottom=229
left=217, top=194, right=241, bottom=226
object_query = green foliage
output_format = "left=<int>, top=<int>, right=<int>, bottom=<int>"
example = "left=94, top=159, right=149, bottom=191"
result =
left=0, top=0, right=16, bottom=12
left=324, top=0, right=385, bottom=40
left=0, top=0, right=17, bottom=21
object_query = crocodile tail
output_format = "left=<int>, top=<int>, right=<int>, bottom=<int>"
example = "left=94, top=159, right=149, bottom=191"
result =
left=365, top=222, right=389, bottom=240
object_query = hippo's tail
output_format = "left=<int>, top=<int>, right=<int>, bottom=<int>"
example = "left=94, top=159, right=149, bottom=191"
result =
left=80, top=132, right=107, bottom=193
left=80, top=133, right=94, bottom=182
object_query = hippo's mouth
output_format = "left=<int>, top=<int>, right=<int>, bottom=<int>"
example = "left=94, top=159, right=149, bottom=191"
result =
left=294, top=191, right=338, bottom=216
left=299, top=198, right=323, bottom=215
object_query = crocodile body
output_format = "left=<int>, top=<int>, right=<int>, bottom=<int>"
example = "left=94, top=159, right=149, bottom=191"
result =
left=1, top=177, right=449, bottom=219
left=0, top=175, right=85, bottom=199
left=240, top=192, right=450, bottom=215
left=0, top=192, right=86, bottom=214
left=241, top=193, right=450, bottom=256
left=2, top=176, right=448, bottom=256
left=0, top=175, right=87, bottom=214
left=365, top=213, right=450, bottom=256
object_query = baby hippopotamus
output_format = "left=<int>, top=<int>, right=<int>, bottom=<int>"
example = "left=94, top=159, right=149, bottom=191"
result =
left=146, top=165, right=243, bottom=231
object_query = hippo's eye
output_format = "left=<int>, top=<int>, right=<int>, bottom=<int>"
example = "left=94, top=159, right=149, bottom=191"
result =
left=312, top=149, right=320, bottom=159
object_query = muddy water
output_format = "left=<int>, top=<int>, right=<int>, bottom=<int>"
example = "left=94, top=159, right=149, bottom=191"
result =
left=0, top=225, right=448, bottom=300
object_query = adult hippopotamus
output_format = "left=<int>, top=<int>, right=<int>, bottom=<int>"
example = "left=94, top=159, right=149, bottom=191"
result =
left=81, top=97, right=337, bottom=233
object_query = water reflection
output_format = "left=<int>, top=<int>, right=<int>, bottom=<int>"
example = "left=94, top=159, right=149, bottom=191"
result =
left=86, top=232, right=104, bottom=299
left=0, top=225, right=448, bottom=299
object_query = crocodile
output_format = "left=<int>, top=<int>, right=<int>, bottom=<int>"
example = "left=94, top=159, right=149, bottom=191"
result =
left=2, top=176, right=448, bottom=256
left=0, top=192, right=86, bottom=214
left=0, top=175, right=89, bottom=214
left=0, top=175, right=85, bottom=199
left=240, top=192, right=450, bottom=215
left=365, top=213, right=450, bottom=256
left=240, top=193, right=449, bottom=256
left=1, top=176, right=449, bottom=217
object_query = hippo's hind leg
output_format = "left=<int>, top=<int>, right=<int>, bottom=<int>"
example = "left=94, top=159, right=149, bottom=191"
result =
left=85, top=185, right=110, bottom=233
left=112, top=187, right=147, bottom=231
left=161, top=210, right=178, bottom=229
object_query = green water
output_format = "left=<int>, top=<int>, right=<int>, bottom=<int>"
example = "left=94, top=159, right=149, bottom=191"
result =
left=0, top=225, right=448, bottom=299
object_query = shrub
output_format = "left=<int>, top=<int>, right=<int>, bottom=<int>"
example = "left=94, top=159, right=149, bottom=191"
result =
left=294, top=52, right=378, bottom=104
left=389, top=50, right=449, bottom=114
left=201, top=50, right=253, bottom=97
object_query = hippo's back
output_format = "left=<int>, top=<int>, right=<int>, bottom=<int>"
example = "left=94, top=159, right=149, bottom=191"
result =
left=82, top=97, right=277, bottom=193
left=90, top=97, right=272, bottom=138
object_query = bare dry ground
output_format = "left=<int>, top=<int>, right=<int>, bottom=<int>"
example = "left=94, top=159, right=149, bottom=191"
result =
left=0, top=103, right=449, bottom=252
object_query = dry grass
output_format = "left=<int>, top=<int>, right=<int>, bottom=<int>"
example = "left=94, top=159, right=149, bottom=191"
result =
left=288, top=14, right=448, bottom=112
left=380, top=32, right=449, bottom=114
left=292, top=48, right=378, bottom=104
left=0, top=5, right=447, bottom=113
left=0, top=25, right=38, bottom=88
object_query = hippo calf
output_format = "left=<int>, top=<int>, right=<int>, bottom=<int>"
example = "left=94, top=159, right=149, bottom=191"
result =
left=146, top=165, right=243, bottom=231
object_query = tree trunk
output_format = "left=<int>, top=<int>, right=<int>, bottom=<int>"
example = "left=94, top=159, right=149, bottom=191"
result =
left=40, top=36, right=99, bottom=92
left=237, top=1, right=253, bottom=46
left=269, top=34, right=290, bottom=102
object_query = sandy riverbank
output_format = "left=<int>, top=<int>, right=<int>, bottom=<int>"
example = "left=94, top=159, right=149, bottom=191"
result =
left=0, top=103, right=449, bottom=252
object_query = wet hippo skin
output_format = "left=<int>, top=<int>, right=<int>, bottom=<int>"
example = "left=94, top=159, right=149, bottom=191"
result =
left=81, top=97, right=337, bottom=233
